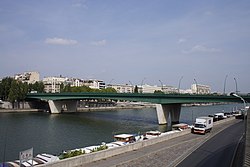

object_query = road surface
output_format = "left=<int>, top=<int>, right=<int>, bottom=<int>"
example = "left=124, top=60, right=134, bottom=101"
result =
left=177, top=120, right=244, bottom=167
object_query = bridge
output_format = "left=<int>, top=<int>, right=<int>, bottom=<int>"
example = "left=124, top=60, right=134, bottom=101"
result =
left=26, top=92, right=250, bottom=125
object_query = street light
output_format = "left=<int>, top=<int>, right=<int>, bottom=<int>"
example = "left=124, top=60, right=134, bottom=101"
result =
left=129, top=81, right=134, bottom=93
left=223, top=75, right=228, bottom=95
left=140, top=77, right=146, bottom=93
left=194, top=79, right=198, bottom=94
left=234, top=78, right=238, bottom=94
left=159, top=80, right=163, bottom=91
left=178, top=76, right=183, bottom=93
left=230, top=92, right=247, bottom=113
left=230, top=92, right=249, bottom=164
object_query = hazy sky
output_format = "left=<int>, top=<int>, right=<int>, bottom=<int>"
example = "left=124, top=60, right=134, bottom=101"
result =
left=0, top=0, right=250, bottom=93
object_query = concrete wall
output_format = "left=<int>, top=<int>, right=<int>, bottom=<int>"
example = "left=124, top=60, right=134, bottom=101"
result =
left=0, top=101, right=32, bottom=109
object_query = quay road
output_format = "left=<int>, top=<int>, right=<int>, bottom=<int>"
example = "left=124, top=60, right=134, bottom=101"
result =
left=177, top=119, right=244, bottom=167
left=78, top=118, right=243, bottom=167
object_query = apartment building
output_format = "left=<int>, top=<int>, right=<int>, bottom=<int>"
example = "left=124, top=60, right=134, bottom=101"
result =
left=107, top=84, right=133, bottom=93
left=82, top=79, right=106, bottom=89
left=43, top=76, right=68, bottom=93
left=191, top=84, right=211, bottom=94
left=14, top=71, right=40, bottom=84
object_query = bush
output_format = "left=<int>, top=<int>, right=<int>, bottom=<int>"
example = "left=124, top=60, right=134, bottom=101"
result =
left=91, top=145, right=108, bottom=152
left=59, top=149, right=85, bottom=159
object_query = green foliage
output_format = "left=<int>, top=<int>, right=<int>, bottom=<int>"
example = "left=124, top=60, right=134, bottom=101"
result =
left=28, top=81, right=44, bottom=93
left=0, top=77, right=13, bottom=101
left=91, top=145, right=108, bottom=152
left=134, top=85, right=139, bottom=93
left=61, top=85, right=117, bottom=93
left=8, top=80, right=19, bottom=103
left=154, top=90, right=164, bottom=94
left=99, top=87, right=117, bottom=93
left=59, top=144, right=108, bottom=160
left=0, top=77, right=44, bottom=105
left=59, top=149, right=85, bottom=159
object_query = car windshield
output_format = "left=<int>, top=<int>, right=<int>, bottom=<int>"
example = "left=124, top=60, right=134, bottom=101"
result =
left=194, top=124, right=205, bottom=128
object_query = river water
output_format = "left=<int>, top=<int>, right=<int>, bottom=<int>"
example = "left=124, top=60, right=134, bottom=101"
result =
left=0, top=103, right=242, bottom=162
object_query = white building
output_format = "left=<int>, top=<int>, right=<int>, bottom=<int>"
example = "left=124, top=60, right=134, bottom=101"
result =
left=43, top=76, right=68, bottom=93
left=142, top=84, right=161, bottom=93
left=107, top=84, right=133, bottom=93
left=14, top=71, right=40, bottom=84
left=140, top=84, right=179, bottom=94
left=191, top=84, right=211, bottom=94
left=162, top=85, right=179, bottom=94
left=67, top=78, right=85, bottom=87
left=82, top=79, right=106, bottom=89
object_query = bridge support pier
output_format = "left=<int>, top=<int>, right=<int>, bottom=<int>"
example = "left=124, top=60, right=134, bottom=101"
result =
left=156, top=104, right=181, bottom=125
left=48, top=100, right=77, bottom=113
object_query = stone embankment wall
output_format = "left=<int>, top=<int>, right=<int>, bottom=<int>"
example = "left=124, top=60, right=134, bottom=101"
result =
left=38, top=130, right=190, bottom=167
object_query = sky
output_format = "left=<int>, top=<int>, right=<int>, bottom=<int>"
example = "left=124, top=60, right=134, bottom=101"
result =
left=0, top=0, right=250, bottom=93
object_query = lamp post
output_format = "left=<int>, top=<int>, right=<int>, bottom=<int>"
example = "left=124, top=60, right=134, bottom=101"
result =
left=234, top=78, right=238, bottom=94
left=108, top=79, right=114, bottom=87
left=230, top=92, right=249, bottom=165
left=140, top=77, right=146, bottom=93
left=129, top=81, right=134, bottom=93
left=223, top=75, right=228, bottom=95
left=159, top=80, right=163, bottom=92
left=194, top=79, right=198, bottom=94
left=230, top=93, right=247, bottom=115
left=178, top=76, right=183, bottom=93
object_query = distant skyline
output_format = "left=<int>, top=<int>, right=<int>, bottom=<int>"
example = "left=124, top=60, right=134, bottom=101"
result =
left=1, top=0, right=250, bottom=93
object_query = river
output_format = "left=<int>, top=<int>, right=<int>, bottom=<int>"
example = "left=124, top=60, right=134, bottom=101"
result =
left=0, top=103, right=242, bottom=162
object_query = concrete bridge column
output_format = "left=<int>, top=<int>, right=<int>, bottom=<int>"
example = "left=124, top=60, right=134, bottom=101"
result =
left=156, top=104, right=181, bottom=125
left=170, top=104, right=181, bottom=124
left=48, top=100, right=63, bottom=114
left=156, top=104, right=169, bottom=125
left=48, top=100, right=78, bottom=113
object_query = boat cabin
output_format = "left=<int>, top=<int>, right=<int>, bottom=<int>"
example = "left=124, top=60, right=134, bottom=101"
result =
left=114, top=134, right=136, bottom=143
left=172, top=123, right=189, bottom=131
left=146, top=131, right=161, bottom=136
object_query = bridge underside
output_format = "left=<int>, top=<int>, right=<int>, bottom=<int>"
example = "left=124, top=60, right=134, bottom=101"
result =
left=47, top=99, right=181, bottom=124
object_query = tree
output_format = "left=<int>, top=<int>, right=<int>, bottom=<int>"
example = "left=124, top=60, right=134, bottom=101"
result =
left=19, top=82, right=29, bottom=108
left=30, top=81, right=44, bottom=93
left=0, top=77, right=14, bottom=101
left=134, top=85, right=139, bottom=93
left=8, top=80, right=19, bottom=108
left=154, top=90, right=164, bottom=94
left=100, top=87, right=117, bottom=93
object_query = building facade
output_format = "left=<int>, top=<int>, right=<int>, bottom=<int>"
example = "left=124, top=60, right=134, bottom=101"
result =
left=82, top=79, right=106, bottom=89
left=43, top=76, right=68, bottom=93
left=107, top=84, right=133, bottom=93
left=162, top=85, right=179, bottom=94
left=191, top=84, right=211, bottom=94
left=14, top=71, right=40, bottom=84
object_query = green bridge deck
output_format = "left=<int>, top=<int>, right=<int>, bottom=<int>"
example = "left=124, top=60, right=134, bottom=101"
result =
left=26, top=92, right=250, bottom=104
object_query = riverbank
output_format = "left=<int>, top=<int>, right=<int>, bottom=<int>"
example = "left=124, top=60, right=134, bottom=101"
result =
left=36, top=117, right=238, bottom=167
left=0, top=108, right=44, bottom=113
left=77, top=105, right=155, bottom=112
left=0, top=104, right=155, bottom=113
